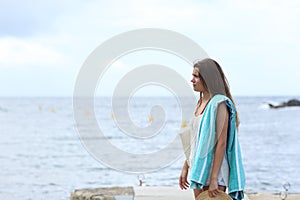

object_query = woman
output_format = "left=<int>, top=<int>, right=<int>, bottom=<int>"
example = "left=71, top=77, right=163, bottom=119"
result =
left=179, top=58, right=245, bottom=200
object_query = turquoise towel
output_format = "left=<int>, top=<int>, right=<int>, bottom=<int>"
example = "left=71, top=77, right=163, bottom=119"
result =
left=190, top=94, right=246, bottom=200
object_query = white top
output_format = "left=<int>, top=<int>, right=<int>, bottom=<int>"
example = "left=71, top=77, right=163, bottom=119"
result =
left=188, top=114, right=203, bottom=168
left=179, top=114, right=229, bottom=186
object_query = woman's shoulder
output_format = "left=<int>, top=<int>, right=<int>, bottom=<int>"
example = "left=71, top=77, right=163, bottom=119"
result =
left=211, top=94, right=229, bottom=102
left=206, top=95, right=235, bottom=112
left=206, top=94, right=228, bottom=108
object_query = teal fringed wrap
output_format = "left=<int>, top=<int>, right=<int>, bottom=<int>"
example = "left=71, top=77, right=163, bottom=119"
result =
left=190, top=94, right=246, bottom=200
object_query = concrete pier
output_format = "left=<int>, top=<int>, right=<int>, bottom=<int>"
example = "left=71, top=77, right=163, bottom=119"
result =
left=71, top=186, right=299, bottom=200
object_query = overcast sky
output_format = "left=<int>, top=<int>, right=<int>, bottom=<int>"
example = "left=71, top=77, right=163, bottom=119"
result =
left=0, top=0, right=299, bottom=97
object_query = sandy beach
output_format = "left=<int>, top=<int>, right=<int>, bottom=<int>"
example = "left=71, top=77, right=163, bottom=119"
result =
left=71, top=186, right=300, bottom=200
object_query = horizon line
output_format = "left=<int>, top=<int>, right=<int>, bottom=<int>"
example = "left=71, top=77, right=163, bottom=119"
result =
left=1, top=94, right=300, bottom=98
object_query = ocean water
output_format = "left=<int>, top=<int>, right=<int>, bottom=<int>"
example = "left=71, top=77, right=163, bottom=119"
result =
left=0, top=96, right=300, bottom=199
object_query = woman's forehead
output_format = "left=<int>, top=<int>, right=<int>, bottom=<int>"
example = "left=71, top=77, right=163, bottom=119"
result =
left=193, top=67, right=199, bottom=73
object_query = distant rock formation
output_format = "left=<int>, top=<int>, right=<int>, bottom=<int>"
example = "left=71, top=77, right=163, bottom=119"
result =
left=268, top=99, right=300, bottom=109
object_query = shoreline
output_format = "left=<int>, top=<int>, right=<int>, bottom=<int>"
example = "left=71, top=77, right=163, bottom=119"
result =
left=71, top=186, right=300, bottom=200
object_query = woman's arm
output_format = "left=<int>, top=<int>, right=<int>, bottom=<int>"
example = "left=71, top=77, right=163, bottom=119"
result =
left=208, top=102, right=229, bottom=197
left=179, top=160, right=190, bottom=190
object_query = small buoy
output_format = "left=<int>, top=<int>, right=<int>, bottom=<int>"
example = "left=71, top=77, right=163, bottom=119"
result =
left=110, top=113, right=115, bottom=119
left=181, top=121, right=187, bottom=127
left=38, top=105, right=42, bottom=110
left=84, top=110, right=90, bottom=116
left=50, top=108, right=56, bottom=113
left=148, top=116, right=153, bottom=122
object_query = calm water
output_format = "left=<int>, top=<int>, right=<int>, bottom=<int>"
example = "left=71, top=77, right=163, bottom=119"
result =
left=0, top=96, right=300, bottom=199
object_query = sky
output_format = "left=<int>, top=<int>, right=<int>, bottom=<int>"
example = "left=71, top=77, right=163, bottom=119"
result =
left=0, top=0, right=299, bottom=97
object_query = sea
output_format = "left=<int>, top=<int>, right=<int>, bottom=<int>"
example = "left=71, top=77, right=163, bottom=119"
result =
left=0, top=96, right=300, bottom=199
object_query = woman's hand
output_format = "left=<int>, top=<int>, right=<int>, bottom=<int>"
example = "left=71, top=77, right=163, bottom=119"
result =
left=208, top=179, right=220, bottom=197
left=179, top=160, right=190, bottom=190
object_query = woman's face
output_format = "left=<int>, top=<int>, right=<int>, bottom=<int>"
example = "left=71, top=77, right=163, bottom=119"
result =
left=191, top=67, right=206, bottom=92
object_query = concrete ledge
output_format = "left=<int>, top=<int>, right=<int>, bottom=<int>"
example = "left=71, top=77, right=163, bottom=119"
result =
left=134, top=186, right=194, bottom=200
left=71, top=186, right=299, bottom=200
left=70, top=186, right=134, bottom=200
left=247, top=193, right=299, bottom=200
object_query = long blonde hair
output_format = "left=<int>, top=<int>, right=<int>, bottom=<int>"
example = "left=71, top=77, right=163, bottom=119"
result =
left=194, top=58, right=240, bottom=127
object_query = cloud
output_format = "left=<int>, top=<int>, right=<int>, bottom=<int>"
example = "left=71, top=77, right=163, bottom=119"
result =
left=0, top=37, right=66, bottom=68
left=111, top=0, right=203, bottom=27
left=0, top=0, right=81, bottom=37
left=0, top=0, right=299, bottom=96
